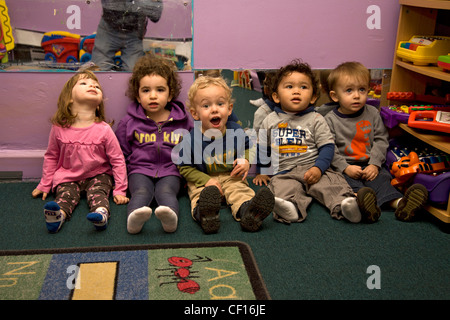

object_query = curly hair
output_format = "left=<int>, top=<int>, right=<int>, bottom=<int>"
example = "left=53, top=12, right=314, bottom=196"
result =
left=51, top=70, right=106, bottom=127
left=126, top=53, right=181, bottom=101
left=271, top=59, right=319, bottom=100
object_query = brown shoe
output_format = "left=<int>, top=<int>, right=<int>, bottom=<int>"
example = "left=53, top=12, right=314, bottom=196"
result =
left=395, top=184, right=428, bottom=222
left=356, top=187, right=381, bottom=223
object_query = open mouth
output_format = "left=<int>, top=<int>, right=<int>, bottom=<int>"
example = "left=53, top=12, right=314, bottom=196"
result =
left=210, top=117, right=221, bottom=126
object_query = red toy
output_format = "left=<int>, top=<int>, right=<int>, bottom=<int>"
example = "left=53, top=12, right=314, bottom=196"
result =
left=408, top=110, right=450, bottom=133
left=41, top=31, right=80, bottom=63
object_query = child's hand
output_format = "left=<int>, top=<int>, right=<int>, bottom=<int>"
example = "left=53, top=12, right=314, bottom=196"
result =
left=361, top=164, right=379, bottom=181
left=253, top=174, right=270, bottom=186
left=304, top=166, right=322, bottom=185
left=231, top=158, right=250, bottom=180
left=32, top=188, right=48, bottom=200
left=205, top=178, right=223, bottom=195
left=344, top=165, right=363, bottom=179
left=113, top=194, right=129, bottom=205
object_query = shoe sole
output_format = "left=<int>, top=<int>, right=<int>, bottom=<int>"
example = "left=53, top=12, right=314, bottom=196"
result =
left=356, top=187, right=381, bottom=223
left=395, top=184, right=428, bottom=222
left=240, top=188, right=275, bottom=232
left=198, top=186, right=222, bottom=234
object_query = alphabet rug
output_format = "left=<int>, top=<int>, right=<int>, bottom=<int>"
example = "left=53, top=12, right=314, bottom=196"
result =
left=0, top=241, right=270, bottom=300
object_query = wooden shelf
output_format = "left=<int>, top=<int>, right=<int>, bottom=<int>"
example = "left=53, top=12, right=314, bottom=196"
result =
left=399, top=124, right=450, bottom=153
left=395, top=59, right=450, bottom=82
left=399, top=0, right=450, bottom=10
left=390, top=0, right=450, bottom=224
left=398, top=123, right=450, bottom=221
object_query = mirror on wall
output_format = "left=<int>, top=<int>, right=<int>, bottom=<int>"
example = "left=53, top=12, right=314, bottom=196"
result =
left=0, top=0, right=192, bottom=71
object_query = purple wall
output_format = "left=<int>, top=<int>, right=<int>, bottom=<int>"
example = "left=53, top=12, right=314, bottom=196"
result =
left=0, top=71, right=194, bottom=179
left=193, top=0, right=400, bottom=69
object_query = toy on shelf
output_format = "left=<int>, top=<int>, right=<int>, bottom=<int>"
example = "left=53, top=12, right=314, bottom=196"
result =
left=41, top=31, right=80, bottom=64
left=438, top=54, right=450, bottom=72
left=387, top=140, right=450, bottom=205
left=380, top=106, right=410, bottom=128
left=397, top=35, right=450, bottom=66
left=408, top=110, right=450, bottom=133
left=387, top=91, right=450, bottom=105
left=0, top=0, right=14, bottom=63
left=390, top=151, right=450, bottom=187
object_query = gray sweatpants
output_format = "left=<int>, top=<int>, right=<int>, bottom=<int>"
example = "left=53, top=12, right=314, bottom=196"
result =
left=269, top=166, right=355, bottom=222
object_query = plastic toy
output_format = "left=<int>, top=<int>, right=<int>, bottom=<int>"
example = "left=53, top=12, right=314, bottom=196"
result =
left=437, top=54, right=450, bottom=72
left=79, top=34, right=96, bottom=63
left=0, top=0, right=14, bottom=63
left=387, top=91, right=450, bottom=105
left=408, top=110, right=450, bottom=133
left=397, top=35, right=450, bottom=66
left=390, top=151, right=450, bottom=187
left=380, top=106, right=410, bottom=128
left=41, top=31, right=80, bottom=63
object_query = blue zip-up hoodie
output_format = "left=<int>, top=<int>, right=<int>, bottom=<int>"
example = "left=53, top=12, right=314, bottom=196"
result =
left=115, top=100, right=193, bottom=178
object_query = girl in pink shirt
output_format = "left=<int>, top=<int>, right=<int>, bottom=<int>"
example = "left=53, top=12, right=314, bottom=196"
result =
left=32, top=70, right=129, bottom=233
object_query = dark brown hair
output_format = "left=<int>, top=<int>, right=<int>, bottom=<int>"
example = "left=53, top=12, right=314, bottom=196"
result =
left=127, top=53, right=181, bottom=101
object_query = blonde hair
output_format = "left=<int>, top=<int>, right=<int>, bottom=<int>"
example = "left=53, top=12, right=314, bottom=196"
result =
left=187, top=76, right=233, bottom=112
left=328, top=61, right=370, bottom=92
left=52, top=70, right=106, bottom=127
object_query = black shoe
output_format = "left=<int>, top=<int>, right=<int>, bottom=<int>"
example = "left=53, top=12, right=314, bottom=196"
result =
left=196, top=186, right=222, bottom=234
left=395, top=183, right=428, bottom=222
left=239, top=188, right=275, bottom=232
left=356, top=187, right=381, bottom=223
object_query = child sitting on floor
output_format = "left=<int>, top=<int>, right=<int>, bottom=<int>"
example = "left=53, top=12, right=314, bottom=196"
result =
left=260, top=59, right=371, bottom=224
left=174, top=76, right=275, bottom=234
left=324, top=61, right=428, bottom=221
left=115, top=54, right=193, bottom=234
left=32, top=70, right=129, bottom=233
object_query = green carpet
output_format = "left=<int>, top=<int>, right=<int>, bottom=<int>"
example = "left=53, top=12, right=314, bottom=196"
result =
left=0, top=181, right=449, bottom=300
left=0, top=241, right=269, bottom=300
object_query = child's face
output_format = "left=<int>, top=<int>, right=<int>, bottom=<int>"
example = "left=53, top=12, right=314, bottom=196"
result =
left=272, top=71, right=317, bottom=113
left=137, top=74, right=172, bottom=117
left=190, top=84, right=232, bottom=133
left=330, top=75, right=369, bottom=115
left=71, top=76, right=103, bottom=106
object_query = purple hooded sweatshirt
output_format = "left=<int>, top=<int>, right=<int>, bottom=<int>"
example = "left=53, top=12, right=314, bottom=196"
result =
left=115, top=100, right=193, bottom=178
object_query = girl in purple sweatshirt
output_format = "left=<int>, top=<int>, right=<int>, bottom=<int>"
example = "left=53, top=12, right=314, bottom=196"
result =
left=115, top=54, right=193, bottom=234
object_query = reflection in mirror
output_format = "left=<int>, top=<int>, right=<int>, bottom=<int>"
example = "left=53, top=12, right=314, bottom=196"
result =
left=204, top=69, right=384, bottom=131
left=1, top=0, right=192, bottom=72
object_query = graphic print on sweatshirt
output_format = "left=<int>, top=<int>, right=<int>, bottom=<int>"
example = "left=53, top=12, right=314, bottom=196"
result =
left=344, top=120, right=372, bottom=161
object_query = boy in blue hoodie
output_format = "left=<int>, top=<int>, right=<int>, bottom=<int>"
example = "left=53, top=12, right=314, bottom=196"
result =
left=174, top=76, right=275, bottom=234
left=115, top=54, right=193, bottom=234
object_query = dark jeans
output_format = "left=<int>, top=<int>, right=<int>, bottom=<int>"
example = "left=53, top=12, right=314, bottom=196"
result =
left=127, top=173, right=181, bottom=216
left=344, top=166, right=403, bottom=207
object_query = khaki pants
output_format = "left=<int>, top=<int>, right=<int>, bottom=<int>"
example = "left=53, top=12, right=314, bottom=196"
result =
left=187, top=173, right=255, bottom=221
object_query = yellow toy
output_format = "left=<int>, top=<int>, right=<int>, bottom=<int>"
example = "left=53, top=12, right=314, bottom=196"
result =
left=0, top=0, right=14, bottom=63
left=397, top=35, right=450, bottom=66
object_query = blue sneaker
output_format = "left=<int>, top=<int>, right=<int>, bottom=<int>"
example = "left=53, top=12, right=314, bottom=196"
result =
left=44, top=201, right=64, bottom=233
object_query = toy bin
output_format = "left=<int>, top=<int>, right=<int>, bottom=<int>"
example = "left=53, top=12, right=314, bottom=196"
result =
left=41, top=31, right=80, bottom=63
left=413, top=172, right=450, bottom=205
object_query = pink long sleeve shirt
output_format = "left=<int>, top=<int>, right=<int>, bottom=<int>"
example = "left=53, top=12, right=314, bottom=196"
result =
left=37, top=122, right=127, bottom=196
